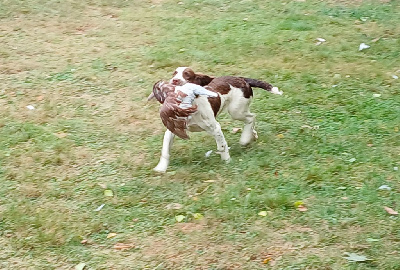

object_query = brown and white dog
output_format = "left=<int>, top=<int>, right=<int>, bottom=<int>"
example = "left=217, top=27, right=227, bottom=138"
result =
left=150, top=67, right=282, bottom=172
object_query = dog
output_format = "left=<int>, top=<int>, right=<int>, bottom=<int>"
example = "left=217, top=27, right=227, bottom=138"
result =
left=149, top=69, right=282, bottom=172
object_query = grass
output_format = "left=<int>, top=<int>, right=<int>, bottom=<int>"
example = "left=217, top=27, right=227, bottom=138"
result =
left=0, top=0, right=399, bottom=269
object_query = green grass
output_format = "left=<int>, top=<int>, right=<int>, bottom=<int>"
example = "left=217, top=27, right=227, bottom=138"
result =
left=1, top=0, right=400, bottom=269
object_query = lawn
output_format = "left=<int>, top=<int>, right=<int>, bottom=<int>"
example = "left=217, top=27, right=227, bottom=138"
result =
left=0, top=0, right=399, bottom=269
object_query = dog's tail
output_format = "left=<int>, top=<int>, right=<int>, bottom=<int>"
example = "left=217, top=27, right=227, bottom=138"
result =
left=242, top=78, right=283, bottom=95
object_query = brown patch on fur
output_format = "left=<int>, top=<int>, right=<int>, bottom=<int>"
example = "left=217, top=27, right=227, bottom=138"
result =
left=241, top=77, right=273, bottom=97
left=207, top=96, right=221, bottom=117
left=182, top=68, right=214, bottom=86
left=207, top=76, right=253, bottom=98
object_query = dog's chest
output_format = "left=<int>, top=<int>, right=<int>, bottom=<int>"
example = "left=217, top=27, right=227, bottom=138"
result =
left=186, top=95, right=227, bottom=132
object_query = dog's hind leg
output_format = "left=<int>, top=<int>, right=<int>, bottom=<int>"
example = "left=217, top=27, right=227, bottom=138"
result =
left=238, top=110, right=257, bottom=146
left=227, top=94, right=257, bottom=146
left=154, top=130, right=175, bottom=172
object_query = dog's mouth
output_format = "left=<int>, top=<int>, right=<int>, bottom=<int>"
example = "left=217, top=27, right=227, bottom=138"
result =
left=170, top=79, right=185, bottom=86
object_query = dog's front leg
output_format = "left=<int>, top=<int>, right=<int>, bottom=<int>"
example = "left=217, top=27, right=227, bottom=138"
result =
left=208, top=122, right=230, bottom=162
left=154, top=130, right=175, bottom=173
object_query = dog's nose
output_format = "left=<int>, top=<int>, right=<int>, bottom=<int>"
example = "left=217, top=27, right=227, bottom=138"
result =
left=172, top=79, right=180, bottom=85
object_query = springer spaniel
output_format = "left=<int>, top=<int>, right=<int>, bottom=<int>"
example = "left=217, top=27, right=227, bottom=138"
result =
left=149, top=69, right=282, bottom=173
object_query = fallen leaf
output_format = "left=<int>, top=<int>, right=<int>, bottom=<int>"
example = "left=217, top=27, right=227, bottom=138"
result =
left=294, top=201, right=308, bottom=212
left=193, top=213, right=203, bottom=220
left=54, top=132, right=67, bottom=138
left=75, top=263, right=86, bottom=270
left=175, top=215, right=186, bottom=222
left=297, top=205, right=308, bottom=212
left=343, top=252, right=369, bottom=262
left=263, top=257, right=272, bottom=264
left=276, top=134, right=284, bottom=139
left=107, top=232, right=117, bottom=239
left=98, top=183, right=107, bottom=189
left=293, top=201, right=304, bottom=207
left=232, top=127, right=242, bottom=134
left=94, top=204, right=105, bottom=211
left=366, top=238, right=380, bottom=242
left=384, top=206, right=398, bottom=215
left=80, top=239, right=88, bottom=244
left=258, top=211, right=268, bottom=217
left=104, top=189, right=113, bottom=197
left=166, top=203, right=183, bottom=210
left=113, top=243, right=135, bottom=250
left=203, top=180, right=216, bottom=183
left=359, top=43, right=370, bottom=51
left=378, top=185, right=391, bottom=191
left=36, top=95, right=44, bottom=101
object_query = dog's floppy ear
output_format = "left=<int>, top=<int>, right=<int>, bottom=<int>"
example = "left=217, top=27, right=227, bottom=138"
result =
left=193, top=74, right=214, bottom=86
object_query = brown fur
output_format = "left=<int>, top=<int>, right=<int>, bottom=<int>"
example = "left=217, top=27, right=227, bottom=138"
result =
left=172, top=68, right=214, bottom=86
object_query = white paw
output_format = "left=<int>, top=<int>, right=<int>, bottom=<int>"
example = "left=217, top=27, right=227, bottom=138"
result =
left=218, top=152, right=231, bottom=161
left=153, top=165, right=167, bottom=173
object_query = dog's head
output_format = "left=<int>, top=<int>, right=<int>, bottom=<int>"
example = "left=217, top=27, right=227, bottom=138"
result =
left=170, top=67, right=214, bottom=86
left=170, top=67, right=194, bottom=86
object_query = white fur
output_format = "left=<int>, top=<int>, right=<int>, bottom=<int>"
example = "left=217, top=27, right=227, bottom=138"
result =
left=271, top=87, right=283, bottom=95
left=170, top=67, right=188, bottom=85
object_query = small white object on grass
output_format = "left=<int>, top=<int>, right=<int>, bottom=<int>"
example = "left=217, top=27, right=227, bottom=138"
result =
left=394, top=167, right=399, bottom=171
left=373, top=93, right=381, bottom=98
left=232, top=127, right=242, bottom=134
left=392, top=75, right=399, bottom=80
left=378, top=185, right=391, bottom=191
left=205, top=150, right=213, bottom=158
left=315, top=38, right=326, bottom=45
left=26, top=105, right=35, bottom=110
left=94, top=204, right=105, bottom=211
left=359, top=43, right=370, bottom=51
